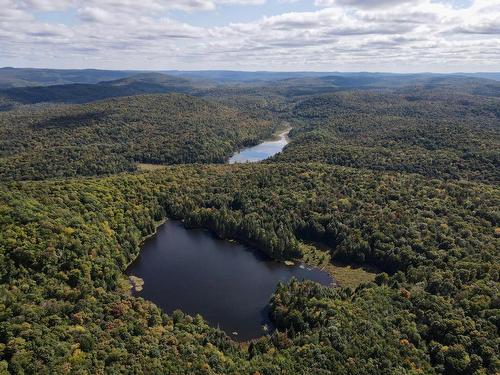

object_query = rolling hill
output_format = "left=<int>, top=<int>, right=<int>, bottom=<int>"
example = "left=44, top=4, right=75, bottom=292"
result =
left=0, top=93, right=277, bottom=180
left=0, top=73, right=211, bottom=110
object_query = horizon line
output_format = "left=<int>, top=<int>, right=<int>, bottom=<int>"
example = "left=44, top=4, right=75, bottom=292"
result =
left=1, top=66, right=499, bottom=75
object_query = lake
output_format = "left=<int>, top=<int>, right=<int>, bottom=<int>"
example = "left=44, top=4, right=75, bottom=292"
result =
left=126, top=220, right=332, bottom=341
left=228, top=128, right=290, bottom=164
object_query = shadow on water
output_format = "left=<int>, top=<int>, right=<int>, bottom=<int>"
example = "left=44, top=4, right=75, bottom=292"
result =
left=126, top=220, right=331, bottom=341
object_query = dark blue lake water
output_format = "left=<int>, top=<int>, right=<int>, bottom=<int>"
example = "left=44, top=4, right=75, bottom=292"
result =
left=126, top=220, right=332, bottom=341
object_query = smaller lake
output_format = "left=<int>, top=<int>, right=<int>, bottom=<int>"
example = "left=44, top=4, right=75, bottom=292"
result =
left=229, top=128, right=290, bottom=164
left=126, top=220, right=332, bottom=341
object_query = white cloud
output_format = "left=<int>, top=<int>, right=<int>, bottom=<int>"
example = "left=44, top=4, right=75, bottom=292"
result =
left=18, top=0, right=75, bottom=11
left=0, top=0, right=498, bottom=72
left=315, top=0, right=416, bottom=9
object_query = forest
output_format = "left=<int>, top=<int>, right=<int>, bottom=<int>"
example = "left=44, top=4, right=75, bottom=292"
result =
left=0, top=93, right=278, bottom=180
left=274, top=88, right=500, bottom=183
left=0, top=73, right=499, bottom=374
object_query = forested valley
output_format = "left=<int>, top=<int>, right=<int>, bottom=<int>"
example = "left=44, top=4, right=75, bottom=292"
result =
left=0, top=72, right=498, bottom=374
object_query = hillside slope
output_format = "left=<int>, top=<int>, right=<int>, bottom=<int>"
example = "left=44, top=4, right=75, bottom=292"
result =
left=0, top=67, right=138, bottom=88
left=0, top=93, right=276, bottom=180
left=274, top=88, right=500, bottom=183
left=0, top=73, right=213, bottom=110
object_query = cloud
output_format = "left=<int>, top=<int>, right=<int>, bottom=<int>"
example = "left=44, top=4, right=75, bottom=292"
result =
left=0, top=0, right=498, bottom=72
left=78, top=7, right=113, bottom=23
left=456, top=22, right=500, bottom=34
left=315, top=0, right=416, bottom=9
left=78, top=0, right=267, bottom=14
left=18, top=0, right=74, bottom=11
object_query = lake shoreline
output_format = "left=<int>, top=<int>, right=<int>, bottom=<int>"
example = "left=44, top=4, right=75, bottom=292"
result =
left=228, top=123, right=292, bottom=164
left=123, top=216, right=381, bottom=343
left=125, top=219, right=332, bottom=341
left=183, top=221, right=334, bottom=281
left=124, top=217, right=167, bottom=270
left=126, top=215, right=338, bottom=290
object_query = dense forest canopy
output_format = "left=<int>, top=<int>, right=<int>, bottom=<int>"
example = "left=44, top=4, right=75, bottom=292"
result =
left=0, top=72, right=499, bottom=374
left=274, top=88, right=500, bottom=183
left=1, top=164, right=498, bottom=374
left=0, top=93, right=278, bottom=180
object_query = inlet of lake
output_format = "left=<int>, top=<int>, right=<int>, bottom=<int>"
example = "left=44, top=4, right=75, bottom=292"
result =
left=126, top=220, right=332, bottom=341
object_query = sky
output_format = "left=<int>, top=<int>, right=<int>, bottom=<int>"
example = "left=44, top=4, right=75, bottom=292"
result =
left=1, top=0, right=499, bottom=72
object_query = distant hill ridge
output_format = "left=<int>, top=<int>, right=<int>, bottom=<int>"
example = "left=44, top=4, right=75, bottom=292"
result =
left=0, top=72, right=209, bottom=110
left=0, top=70, right=499, bottom=111
left=1, top=67, right=499, bottom=89
left=0, top=67, right=139, bottom=88
left=103, top=72, right=192, bottom=86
